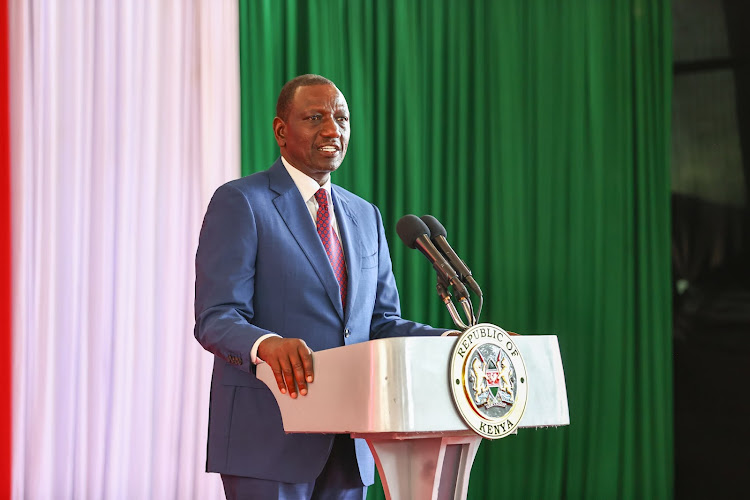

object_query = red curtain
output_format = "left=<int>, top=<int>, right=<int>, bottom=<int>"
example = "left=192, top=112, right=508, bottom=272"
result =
left=0, top=0, right=12, bottom=496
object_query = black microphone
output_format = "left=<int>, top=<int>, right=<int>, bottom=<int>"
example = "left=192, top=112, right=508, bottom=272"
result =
left=396, top=215, right=471, bottom=301
left=421, top=215, right=482, bottom=297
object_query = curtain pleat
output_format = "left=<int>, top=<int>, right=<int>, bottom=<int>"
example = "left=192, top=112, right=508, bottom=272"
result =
left=9, top=1, right=238, bottom=498
left=238, top=1, right=673, bottom=499
left=1, top=0, right=12, bottom=496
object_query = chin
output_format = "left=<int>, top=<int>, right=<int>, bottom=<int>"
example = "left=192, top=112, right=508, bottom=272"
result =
left=318, top=161, right=343, bottom=172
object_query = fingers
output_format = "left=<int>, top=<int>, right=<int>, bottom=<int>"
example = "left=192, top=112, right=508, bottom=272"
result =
left=258, top=337, right=314, bottom=398
left=298, top=344, right=314, bottom=386
left=271, top=364, right=288, bottom=395
left=276, top=354, right=294, bottom=397
left=289, top=345, right=313, bottom=397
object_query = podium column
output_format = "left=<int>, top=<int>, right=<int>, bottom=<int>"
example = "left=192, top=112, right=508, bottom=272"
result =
left=354, top=431, right=481, bottom=500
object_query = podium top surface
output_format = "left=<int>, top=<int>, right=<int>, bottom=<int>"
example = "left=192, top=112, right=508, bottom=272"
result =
left=256, top=335, right=569, bottom=435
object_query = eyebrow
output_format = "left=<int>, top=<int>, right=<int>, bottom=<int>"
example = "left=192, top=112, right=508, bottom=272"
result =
left=302, top=107, right=349, bottom=115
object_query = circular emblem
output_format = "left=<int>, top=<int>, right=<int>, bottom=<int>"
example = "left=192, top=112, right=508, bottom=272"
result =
left=449, top=323, right=528, bottom=439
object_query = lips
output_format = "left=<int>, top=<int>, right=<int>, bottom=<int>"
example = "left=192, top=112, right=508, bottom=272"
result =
left=317, top=144, right=340, bottom=153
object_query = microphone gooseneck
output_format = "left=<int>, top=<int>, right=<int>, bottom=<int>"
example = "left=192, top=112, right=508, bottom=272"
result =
left=420, top=215, right=483, bottom=297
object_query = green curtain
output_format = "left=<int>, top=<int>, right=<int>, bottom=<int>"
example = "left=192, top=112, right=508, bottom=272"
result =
left=238, top=0, right=672, bottom=498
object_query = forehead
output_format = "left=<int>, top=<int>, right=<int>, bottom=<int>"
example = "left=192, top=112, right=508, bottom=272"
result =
left=290, top=84, right=348, bottom=113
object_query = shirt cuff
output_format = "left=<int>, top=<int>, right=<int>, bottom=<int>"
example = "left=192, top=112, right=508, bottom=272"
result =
left=251, top=333, right=281, bottom=364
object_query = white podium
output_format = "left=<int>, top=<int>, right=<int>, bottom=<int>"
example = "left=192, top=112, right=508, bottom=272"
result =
left=257, top=335, right=569, bottom=500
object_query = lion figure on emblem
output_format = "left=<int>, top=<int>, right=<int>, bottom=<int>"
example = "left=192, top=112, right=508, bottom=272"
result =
left=471, top=357, right=489, bottom=400
left=499, top=357, right=513, bottom=395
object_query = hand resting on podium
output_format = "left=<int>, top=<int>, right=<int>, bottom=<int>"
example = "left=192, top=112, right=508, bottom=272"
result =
left=257, top=336, right=314, bottom=399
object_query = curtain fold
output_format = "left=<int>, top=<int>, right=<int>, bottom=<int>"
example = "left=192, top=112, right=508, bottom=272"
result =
left=10, top=1, right=238, bottom=497
left=238, top=1, right=673, bottom=498
left=1, top=0, right=12, bottom=496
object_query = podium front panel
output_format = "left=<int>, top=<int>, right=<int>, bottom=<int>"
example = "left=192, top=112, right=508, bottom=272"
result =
left=256, top=335, right=569, bottom=435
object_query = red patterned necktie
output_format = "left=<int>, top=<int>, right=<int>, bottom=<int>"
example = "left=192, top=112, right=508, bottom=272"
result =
left=314, top=189, right=348, bottom=309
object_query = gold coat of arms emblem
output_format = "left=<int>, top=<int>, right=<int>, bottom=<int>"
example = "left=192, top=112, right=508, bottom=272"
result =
left=450, top=323, right=528, bottom=439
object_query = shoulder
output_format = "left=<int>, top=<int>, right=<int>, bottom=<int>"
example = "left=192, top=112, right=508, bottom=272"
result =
left=217, top=170, right=270, bottom=195
left=332, top=184, right=378, bottom=214
left=208, top=170, right=276, bottom=211
left=333, top=185, right=386, bottom=225
left=202, top=171, right=276, bottom=225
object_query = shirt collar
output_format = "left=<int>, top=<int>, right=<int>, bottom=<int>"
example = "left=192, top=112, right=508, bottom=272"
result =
left=281, top=156, right=332, bottom=203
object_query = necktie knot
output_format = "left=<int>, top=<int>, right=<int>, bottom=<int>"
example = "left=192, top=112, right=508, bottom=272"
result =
left=314, top=188, right=328, bottom=207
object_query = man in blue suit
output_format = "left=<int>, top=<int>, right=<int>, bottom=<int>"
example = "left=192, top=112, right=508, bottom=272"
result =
left=194, top=74, right=447, bottom=499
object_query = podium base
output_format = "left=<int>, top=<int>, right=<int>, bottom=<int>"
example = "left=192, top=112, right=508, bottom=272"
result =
left=353, top=432, right=481, bottom=500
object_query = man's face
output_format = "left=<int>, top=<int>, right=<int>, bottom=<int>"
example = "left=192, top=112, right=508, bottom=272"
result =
left=273, top=84, right=350, bottom=185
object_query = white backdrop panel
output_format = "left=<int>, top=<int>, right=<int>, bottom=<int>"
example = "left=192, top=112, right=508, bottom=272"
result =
left=10, top=1, right=239, bottom=498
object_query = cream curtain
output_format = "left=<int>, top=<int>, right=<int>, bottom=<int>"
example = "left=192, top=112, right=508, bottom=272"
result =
left=10, top=1, right=239, bottom=497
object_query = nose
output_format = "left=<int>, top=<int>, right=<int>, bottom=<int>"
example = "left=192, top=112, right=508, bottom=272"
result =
left=320, top=115, right=340, bottom=137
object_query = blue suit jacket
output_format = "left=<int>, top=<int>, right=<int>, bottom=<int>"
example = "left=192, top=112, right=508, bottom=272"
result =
left=194, top=159, right=444, bottom=484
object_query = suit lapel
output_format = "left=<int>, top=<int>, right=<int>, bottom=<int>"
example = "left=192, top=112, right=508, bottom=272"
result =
left=332, top=187, right=360, bottom=324
left=268, top=160, right=345, bottom=320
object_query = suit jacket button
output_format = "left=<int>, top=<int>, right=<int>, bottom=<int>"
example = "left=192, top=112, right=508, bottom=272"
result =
left=344, top=328, right=351, bottom=338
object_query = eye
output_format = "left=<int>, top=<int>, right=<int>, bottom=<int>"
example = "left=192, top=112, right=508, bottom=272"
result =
left=336, top=116, right=349, bottom=123
left=307, top=114, right=322, bottom=121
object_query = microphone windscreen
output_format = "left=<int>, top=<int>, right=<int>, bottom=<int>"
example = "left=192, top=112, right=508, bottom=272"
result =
left=396, top=214, right=431, bottom=249
left=420, top=215, right=447, bottom=239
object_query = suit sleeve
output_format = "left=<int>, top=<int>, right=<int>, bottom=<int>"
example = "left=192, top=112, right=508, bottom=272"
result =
left=368, top=205, right=448, bottom=339
left=194, top=183, right=275, bottom=373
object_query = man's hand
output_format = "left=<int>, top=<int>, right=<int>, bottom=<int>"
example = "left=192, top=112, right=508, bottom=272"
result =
left=257, top=337, right=314, bottom=398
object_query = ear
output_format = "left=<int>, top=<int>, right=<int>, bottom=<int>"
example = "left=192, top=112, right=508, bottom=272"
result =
left=272, top=117, right=286, bottom=147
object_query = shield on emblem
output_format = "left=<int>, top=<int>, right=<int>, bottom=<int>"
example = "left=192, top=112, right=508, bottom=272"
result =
left=486, top=357, right=500, bottom=397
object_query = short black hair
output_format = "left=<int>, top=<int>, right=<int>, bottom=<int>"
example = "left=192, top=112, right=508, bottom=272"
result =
left=276, top=74, right=337, bottom=121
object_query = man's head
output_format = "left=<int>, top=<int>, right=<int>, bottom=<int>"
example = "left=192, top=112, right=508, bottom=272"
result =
left=273, top=75, right=350, bottom=185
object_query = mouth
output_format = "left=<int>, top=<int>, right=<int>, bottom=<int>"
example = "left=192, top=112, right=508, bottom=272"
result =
left=317, top=144, right=340, bottom=155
